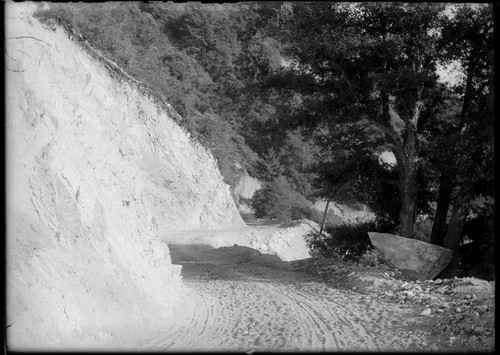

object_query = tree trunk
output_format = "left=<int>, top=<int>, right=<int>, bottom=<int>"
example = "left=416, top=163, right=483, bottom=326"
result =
left=385, top=140, right=416, bottom=239
left=397, top=102, right=420, bottom=239
left=319, top=200, right=330, bottom=237
left=430, top=174, right=454, bottom=246
left=386, top=139, right=418, bottom=240
left=437, top=183, right=473, bottom=278
left=372, top=94, right=421, bottom=240
left=399, top=166, right=418, bottom=239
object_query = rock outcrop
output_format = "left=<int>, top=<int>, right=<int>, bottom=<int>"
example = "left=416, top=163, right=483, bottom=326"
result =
left=368, top=232, right=453, bottom=281
left=6, top=2, right=243, bottom=350
left=232, top=165, right=262, bottom=214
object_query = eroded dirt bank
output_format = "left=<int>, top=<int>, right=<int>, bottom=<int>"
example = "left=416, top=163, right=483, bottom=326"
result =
left=5, top=3, right=242, bottom=349
left=142, top=243, right=493, bottom=352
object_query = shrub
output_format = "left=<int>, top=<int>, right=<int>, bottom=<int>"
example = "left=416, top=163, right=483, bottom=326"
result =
left=290, top=204, right=314, bottom=220
left=358, top=248, right=386, bottom=267
left=240, top=211, right=256, bottom=223
left=459, top=200, right=495, bottom=279
left=306, top=221, right=380, bottom=262
left=33, top=6, right=65, bottom=29
left=251, top=175, right=311, bottom=224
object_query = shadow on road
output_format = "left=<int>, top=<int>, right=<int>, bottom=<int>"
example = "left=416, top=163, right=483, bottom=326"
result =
left=167, top=243, right=318, bottom=283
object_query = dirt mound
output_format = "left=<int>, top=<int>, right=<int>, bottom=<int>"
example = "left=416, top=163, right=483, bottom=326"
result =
left=168, top=244, right=298, bottom=283
left=162, top=219, right=317, bottom=262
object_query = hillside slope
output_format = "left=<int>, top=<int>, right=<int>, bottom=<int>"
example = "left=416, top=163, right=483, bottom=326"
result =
left=6, top=2, right=243, bottom=350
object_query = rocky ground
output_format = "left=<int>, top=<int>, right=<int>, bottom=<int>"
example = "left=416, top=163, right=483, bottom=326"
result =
left=143, top=242, right=495, bottom=352
left=292, top=256, right=495, bottom=351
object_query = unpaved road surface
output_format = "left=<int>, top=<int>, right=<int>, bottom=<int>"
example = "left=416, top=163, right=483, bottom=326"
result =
left=144, top=244, right=454, bottom=352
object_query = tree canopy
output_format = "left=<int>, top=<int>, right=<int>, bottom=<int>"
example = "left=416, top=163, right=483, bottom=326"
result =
left=252, top=2, right=493, bottom=276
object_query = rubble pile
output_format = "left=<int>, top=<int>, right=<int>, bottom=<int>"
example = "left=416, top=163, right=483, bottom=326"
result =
left=423, top=278, right=495, bottom=349
left=292, top=257, right=352, bottom=288
left=292, top=257, right=495, bottom=350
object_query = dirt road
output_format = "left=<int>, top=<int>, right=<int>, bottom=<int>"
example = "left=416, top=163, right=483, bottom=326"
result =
left=143, top=244, right=448, bottom=352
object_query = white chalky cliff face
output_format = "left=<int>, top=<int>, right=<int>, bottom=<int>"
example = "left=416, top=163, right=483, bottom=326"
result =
left=6, top=2, right=244, bottom=350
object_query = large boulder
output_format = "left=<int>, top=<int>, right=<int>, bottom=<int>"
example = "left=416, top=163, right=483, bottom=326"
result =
left=368, top=232, right=453, bottom=281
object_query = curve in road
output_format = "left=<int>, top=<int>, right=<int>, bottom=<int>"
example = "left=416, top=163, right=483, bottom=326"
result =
left=145, top=244, right=435, bottom=352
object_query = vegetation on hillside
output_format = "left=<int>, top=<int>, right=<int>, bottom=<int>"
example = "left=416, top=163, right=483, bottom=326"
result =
left=251, top=2, right=493, bottom=278
left=34, top=2, right=494, bottom=279
left=34, top=2, right=270, bottom=188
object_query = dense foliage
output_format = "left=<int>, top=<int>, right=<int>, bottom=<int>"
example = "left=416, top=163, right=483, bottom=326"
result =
left=253, top=2, right=493, bottom=277
left=251, top=175, right=311, bottom=223
left=305, top=222, right=393, bottom=262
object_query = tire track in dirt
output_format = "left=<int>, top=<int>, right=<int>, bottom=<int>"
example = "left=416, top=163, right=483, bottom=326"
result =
left=252, top=282, right=335, bottom=349
left=292, top=285, right=378, bottom=350
left=144, top=244, right=437, bottom=352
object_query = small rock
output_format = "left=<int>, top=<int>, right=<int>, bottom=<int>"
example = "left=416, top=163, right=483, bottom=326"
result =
left=421, top=308, right=431, bottom=316
left=474, top=327, right=485, bottom=334
left=401, top=282, right=411, bottom=289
